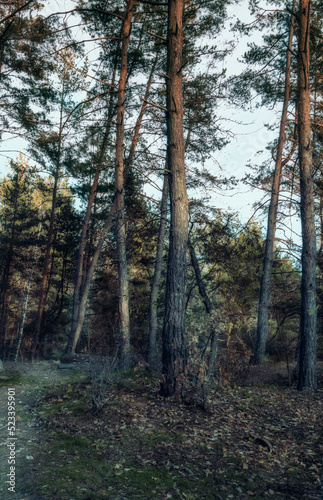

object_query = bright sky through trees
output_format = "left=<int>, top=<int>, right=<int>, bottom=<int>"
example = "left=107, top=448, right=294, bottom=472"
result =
left=0, top=0, right=302, bottom=248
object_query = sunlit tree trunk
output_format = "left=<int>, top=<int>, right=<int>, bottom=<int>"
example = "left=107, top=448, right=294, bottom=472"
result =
left=297, top=0, right=317, bottom=391
left=160, top=0, right=189, bottom=397
left=15, top=274, right=32, bottom=362
left=253, top=0, right=296, bottom=365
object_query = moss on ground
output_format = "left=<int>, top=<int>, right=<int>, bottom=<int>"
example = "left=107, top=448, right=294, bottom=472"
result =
left=0, top=372, right=24, bottom=387
left=20, top=369, right=323, bottom=500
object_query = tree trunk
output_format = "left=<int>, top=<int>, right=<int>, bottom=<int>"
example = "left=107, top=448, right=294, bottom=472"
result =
left=297, top=0, right=317, bottom=391
left=147, top=170, right=169, bottom=367
left=188, top=238, right=220, bottom=378
left=188, top=238, right=213, bottom=315
left=65, top=34, right=157, bottom=355
left=69, top=58, right=119, bottom=349
left=15, top=275, right=32, bottom=362
left=160, top=0, right=189, bottom=397
left=0, top=180, right=19, bottom=358
left=147, top=44, right=193, bottom=368
left=114, top=0, right=134, bottom=370
left=0, top=252, right=14, bottom=358
left=32, top=167, right=59, bottom=359
left=253, top=1, right=296, bottom=365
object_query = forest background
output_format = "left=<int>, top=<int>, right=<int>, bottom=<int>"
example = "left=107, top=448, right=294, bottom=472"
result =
left=0, top=0, right=322, bottom=395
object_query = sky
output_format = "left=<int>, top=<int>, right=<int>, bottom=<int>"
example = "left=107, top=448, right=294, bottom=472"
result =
left=182, top=1, right=278, bottom=228
left=0, top=0, right=302, bottom=250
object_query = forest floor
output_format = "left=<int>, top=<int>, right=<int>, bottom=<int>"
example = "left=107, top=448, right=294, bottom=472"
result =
left=0, top=359, right=322, bottom=500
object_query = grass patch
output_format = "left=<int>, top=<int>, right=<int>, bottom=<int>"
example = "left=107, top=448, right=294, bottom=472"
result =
left=23, top=368, right=323, bottom=500
left=145, top=429, right=184, bottom=445
left=0, top=372, right=24, bottom=387
left=28, top=434, right=218, bottom=500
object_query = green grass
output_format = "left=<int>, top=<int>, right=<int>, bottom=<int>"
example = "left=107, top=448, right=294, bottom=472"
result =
left=0, top=372, right=24, bottom=387
left=145, top=429, right=184, bottom=445
left=28, top=433, right=219, bottom=500
left=20, top=368, right=322, bottom=500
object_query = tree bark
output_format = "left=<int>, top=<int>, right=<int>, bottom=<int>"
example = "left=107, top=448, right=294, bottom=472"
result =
left=146, top=49, right=200, bottom=368
left=147, top=169, right=169, bottom=366
left=65, top=33, right=158, bottom=355
left=0, top=213, right=16, bottom=358
left=68, top=55, right=119, bottom=352
left=188, top=238, right=220, bottom=378
left=188, top=238, right=213, bottom=315
left=32, top=165, right=59, bottom=359
left=253, top=0, right=296, bottom=365
left=297, top=0, right=317, bottom=391
left=160, top=0, right=189, bottom=397
left=114, top=0, right=134, bottom=370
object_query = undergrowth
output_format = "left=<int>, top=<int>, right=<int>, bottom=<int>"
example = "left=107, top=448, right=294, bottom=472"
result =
left=21, top=368, right=323, bottom=500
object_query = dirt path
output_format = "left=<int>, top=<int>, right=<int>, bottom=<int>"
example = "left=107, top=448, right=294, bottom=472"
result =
left=0, top=361, right=88, bottom=500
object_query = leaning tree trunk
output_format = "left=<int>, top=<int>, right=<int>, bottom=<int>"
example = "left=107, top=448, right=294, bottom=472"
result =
left=160, top=0, right=189, bottom=398
left=147, top=60, right=202, bottom=368
left=32, top=165, right=59, bottom=360
left=147, top=169, right=169, bottom=367
left=188, top=238, right=219, bottom=375
left=65, top=36, right=157, bottom=355
left=188, top=238, right=219, bottom=378
left=67, top=120, right=115, bottom=355
left=297, top=0, right=317, bottom=391
left=68, top=52, right=119, bottom=353
left=253, top=0, right=296, bottom=365
left=188, top=238, right=213, bottom=315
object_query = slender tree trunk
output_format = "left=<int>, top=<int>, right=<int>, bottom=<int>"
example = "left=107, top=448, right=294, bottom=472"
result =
left=32, top=167, right=59, bottom=359
left=188, top=238, right=213, bottom=315
left=0, top=287, right=10, bottom=358
left=115, top=0, right=135, bottom=370
left=0, top=183, right=19, bottom=358
left=147, top=170, right=169, bottom=366
left=253, top=1, right=296, bottom=365
left=32, top=68, right=69, bottom=359
left=297, top=0, right=317, bottom=391
left=15, top=275, right=32, bottom=362
left=67, top=198, right=118, bottom=354
left=65, top=38, right=158, bottom=355
left=0, top=255, right=14, bottom=358
left=69, top=65, right=118, bottom=348
left=160, top=0, right=188, bottom=397
left=188, top=238, right=219, bottom=378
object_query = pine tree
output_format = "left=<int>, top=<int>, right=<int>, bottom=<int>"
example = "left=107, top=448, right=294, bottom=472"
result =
left=0, top=156, right=38, bottom=359
left=297, top=0, right=317, bottom=390
left=160, top=0, right=188, bottom=397
left=253, top=0, right=297, bottom=365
